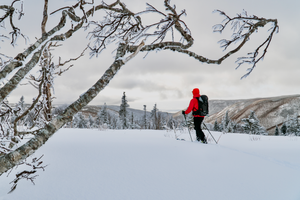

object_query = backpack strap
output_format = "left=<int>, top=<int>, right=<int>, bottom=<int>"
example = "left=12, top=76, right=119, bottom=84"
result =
left=199, top=96, right=204, bottom=103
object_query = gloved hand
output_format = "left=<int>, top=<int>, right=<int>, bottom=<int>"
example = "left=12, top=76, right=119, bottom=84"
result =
left=182, top=110, right=186, bottom=115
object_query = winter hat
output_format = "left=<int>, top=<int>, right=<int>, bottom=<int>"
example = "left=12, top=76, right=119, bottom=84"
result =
left=192, top=88, right=200, bottom=96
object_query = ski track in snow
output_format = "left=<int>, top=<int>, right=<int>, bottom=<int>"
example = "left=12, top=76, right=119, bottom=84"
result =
left=179, top=130, right=300, bottom=171
left=216, top=144, right=300, bottom=171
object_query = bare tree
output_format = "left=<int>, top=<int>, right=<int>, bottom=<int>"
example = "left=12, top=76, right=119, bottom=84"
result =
left=0, top=0, right=278, bottom=176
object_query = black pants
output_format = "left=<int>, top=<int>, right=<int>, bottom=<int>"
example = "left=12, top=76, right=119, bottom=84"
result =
left=194, top=117, right=207, bottom=142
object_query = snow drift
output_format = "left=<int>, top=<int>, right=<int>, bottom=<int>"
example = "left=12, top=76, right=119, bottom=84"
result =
left=0, top=129, right=300, bottom=200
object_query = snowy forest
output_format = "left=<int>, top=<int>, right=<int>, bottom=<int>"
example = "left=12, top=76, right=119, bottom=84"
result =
left=7, top=92, right=300, bottom=138
left=61, top=105, right=300, bottom=137
left=70, top=92, right=170, bottom=130
left=7, top=92, right=176, bottom=131
left=71, top=93, right=300, bottom=137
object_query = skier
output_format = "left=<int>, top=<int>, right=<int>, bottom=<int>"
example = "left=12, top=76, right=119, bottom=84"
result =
left=182, top=88, right=207, bottom=143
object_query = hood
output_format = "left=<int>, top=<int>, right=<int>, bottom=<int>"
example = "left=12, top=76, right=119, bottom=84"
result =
left=192, top=88, right=200, bottom=98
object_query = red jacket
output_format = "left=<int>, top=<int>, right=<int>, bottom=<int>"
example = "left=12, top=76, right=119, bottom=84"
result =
left=184, top=93, right=204, bottom=117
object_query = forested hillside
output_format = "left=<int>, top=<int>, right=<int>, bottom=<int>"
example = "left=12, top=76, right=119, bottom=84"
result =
left=205, top=94, right=300, bottom=134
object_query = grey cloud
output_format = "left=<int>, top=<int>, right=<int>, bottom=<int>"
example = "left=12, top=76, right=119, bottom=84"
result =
left=159, top=89, right=184, bottom=100
left=2, top=0, right=300, bottom=112
left=109, top=76, right=169, bottom=92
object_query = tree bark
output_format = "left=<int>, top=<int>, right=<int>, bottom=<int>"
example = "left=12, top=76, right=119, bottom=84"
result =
left=0, top=43, right=130, bottom=176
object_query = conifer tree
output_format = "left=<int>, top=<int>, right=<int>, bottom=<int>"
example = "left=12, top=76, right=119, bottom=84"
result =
left=142, top=105, right=148, bottom=129
left=95, top=109, right=101, bottom=128
left=110, top=115, right=118, bottom=129
left=167, top=116, right=177, bottom=130
left=213, top=120, right=220, bottom=132
left=281, top=123, right=287, bottom=135
left=156, top=111, right=164, bottom=130
left=129, top=112, right=134, bottom=129
left=150, top=104, right=164, bottom=130
left=275, top=125, right=279, bottom=136
left=286, top=114, right=300, bottom=135
left=119, top=92, right=129, bottom=129
left=231, top=121, right=241, bottom=133
left=88, top=114, right=95, bottom=129
left=222, top=110, right=231, bottom=132
left=241, top=111, right=266, bottom=135
left=73, top=113, right=88, bottom=129
left=150, top=104, right=158, bottom=129
left=227, top=121, right=234, bottom=133
left=100, top=103, right=109, bottom=126
left=17, top=96, right=25, bottom=112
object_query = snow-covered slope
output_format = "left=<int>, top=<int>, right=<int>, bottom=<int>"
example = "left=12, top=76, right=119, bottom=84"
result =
left=0, top=129, right=299, bottom=200
left=205, top=94, right=300, bottom=134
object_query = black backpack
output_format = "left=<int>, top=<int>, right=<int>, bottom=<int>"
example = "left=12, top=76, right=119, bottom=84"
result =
left=192, top=95, right=209, bottom=116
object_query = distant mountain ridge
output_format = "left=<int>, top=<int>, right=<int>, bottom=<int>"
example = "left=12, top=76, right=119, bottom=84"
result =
left=79, top=105, right=172, bottom=119
left=55, top=94, right=300, bottom=134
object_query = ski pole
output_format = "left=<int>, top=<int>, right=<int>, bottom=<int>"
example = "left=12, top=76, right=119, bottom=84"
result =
left=183, top=114, right=193, bottom=142
left=203, top=123, right=218, bottom=144
left=217, top=133, right=223, bottom=144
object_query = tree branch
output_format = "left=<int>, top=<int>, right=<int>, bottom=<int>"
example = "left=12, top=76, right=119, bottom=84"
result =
left=0, top=43, right=128, bottom=176
left=0, top=44, right=46, bottom=104
left=13, top=68, right=45, bottom=136
left=41, top=0, right=48, bottom=35
left=0, top=1, right=125, bottom=104
left=0, top=10, right=68, bottom=81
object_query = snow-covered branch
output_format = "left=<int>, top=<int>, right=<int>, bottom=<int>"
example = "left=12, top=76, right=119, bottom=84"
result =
left=213, top=10, right=278, bottom=78
left=0, top=42, right=128, bottom=176
left=0, top=0, right=278, bottom=181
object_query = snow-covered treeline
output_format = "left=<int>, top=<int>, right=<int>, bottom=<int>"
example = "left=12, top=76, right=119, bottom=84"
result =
left=63, top=93, right=182, bottom=131
left=206, top=95, right=300, bottom=135
left=3, top=94, right=300, bottom=138
left=212, top=110, right=300, bottom=136
left=9, top=92, right=183, bottom=132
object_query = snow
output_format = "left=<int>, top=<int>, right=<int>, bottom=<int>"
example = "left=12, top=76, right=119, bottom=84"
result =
left=1, top=129, right=300, bottom=200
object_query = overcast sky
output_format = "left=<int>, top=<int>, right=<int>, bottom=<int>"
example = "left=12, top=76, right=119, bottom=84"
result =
left=2, top=0, right=300, bottom=112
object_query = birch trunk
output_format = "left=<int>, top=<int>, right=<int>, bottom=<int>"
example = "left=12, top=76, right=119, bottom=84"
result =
left=0, top=43, right=132, bottom=176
